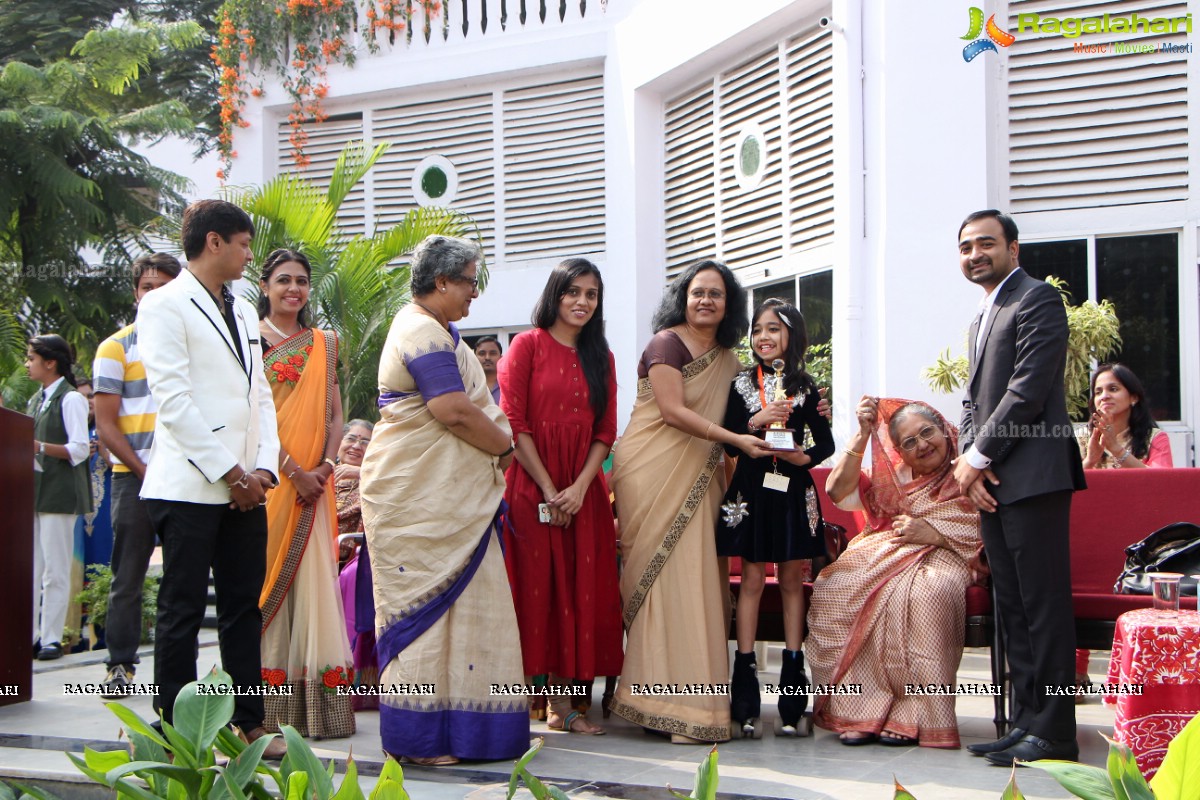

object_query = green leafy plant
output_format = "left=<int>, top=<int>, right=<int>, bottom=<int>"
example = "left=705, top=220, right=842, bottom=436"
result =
left=507, top=738, right=719, bottom=800
left=74, top=565, right=159, bottom=644
left=894, top=717, right=1200, bottom=799
left=52, top=666, right=404, bottom=800
left=923, top=277, right=1120, bottom=420
left=223, top=140, right=483, bottom=421
left=668, top=744, right=719, bottom=800
left=507, top=738, right=570, bottom=800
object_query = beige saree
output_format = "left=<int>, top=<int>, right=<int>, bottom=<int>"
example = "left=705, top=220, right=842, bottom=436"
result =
left=359, top=307, right=528, bottom=760
left=609, top=345, right=741, bottom=741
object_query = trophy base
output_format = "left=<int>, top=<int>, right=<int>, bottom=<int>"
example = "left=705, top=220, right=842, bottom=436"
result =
left=764, top=428, right=796, bottom=451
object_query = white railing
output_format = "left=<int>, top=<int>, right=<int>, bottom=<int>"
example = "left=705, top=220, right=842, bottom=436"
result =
left=364, top=0, right=606, bottom=51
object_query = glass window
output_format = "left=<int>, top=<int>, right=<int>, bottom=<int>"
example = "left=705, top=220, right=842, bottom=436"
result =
left=797, top=270, right=832, bottom=346
left=1096, top=234, right=1179, bottom=420
left=1019, top=240, right=1087, bottom=305
left=752, top=279, right=796, bottom=310
left=1019, top=233, right=1180, bottom=421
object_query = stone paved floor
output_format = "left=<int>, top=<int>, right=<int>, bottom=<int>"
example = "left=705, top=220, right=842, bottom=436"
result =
left=0, top=635, right=1116, bottom=800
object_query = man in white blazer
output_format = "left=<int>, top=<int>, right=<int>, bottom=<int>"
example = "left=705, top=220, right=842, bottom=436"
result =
left=137, top=199, right=284, bottom=758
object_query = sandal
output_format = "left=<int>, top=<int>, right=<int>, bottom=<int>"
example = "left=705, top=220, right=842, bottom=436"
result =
left=548, top=709, right=605, bottom=735
left=838, top=732, right=878, bottom=746
left=879, top=731, right=918, bottom=747
left=389, top=753, right=460, bottom=766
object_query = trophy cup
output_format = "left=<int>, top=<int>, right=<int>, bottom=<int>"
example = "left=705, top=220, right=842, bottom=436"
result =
left=763, top=358, right=796, bottom=451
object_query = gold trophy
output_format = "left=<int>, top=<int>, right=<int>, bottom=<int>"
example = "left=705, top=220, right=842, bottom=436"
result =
left=763, top=358, right=796, bottom=451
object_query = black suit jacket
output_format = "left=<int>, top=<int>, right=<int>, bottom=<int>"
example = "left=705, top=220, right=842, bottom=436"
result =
left=959, top=269, right=1086, bottom=504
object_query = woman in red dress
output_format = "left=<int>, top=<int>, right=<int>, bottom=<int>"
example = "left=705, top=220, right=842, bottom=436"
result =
left=499, top=258, right=622, bottom=735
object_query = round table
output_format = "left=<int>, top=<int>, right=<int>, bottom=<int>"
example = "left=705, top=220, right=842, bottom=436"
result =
left=1105, top=608, right=1200, bottom=778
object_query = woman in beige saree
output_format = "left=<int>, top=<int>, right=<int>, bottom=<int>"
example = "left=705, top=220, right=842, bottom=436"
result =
left=810, top=397, right=982, bottom=748
left=257, top=249, right=355, bottom=739
left=360, top=235, right=528, bottom=765
left=609, top=260, right=772, bottom=744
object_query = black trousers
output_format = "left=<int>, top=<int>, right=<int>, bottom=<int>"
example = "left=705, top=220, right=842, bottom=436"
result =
left=146, top=500, right=266, bottom=731
left=981, top=490, right=1077, bottom=742
left=105, top=474, right=158, bottom=668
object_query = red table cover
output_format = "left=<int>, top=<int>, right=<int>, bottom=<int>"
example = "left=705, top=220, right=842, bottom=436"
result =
left=1106, top=608, right=1200, bottom=778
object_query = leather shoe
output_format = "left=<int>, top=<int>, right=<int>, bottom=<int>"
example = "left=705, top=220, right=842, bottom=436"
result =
left=966, top=727, right=1027, bottom=756
left=241, top=726, right=287, bottom=760
left=984, top=733, right=1078, bottom=766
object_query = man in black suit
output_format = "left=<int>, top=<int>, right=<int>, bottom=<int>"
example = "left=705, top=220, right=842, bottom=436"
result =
left=952, top=210, right=1086, bottom=766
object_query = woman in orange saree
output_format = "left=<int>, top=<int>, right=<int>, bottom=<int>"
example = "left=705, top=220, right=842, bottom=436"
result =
left=258, top=249, right=355, bottom=739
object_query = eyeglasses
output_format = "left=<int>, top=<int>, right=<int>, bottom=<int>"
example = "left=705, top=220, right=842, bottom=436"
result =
left=343, top=434, right=371, bottom=446
left=898, top=425, right=941, bottom=452
left=689, top=289, right=725, bottom=301
left=455, top=276, right=480, bottom=290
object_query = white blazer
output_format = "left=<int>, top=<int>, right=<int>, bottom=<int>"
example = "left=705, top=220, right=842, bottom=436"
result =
left=136, top=268, right=280, bottom=504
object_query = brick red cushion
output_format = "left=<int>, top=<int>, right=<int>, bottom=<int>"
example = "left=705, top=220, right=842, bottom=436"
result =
left=1071, top=469, right=1200, bottom=598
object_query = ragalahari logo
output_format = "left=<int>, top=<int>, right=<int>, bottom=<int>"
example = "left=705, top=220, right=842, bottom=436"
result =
left=962, top=7, right=1016, bottom=61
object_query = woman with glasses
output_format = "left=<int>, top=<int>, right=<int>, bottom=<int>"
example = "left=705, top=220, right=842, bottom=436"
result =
left=360, top=235, right=528, bottom=765
left=334, top=420, right=380, bottom=711
left=256, top=248, right=355, bottom=740
left=608, top=260, right=773, bottom=744
left=809, top=397, right=983, bottom=748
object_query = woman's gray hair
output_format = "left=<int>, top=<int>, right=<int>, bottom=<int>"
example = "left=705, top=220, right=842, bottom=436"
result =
left=887, top=402, right=944, bottom=447
left=410, top=235, right=482, bottom=296
left=343, top=419, right=373, bottom=434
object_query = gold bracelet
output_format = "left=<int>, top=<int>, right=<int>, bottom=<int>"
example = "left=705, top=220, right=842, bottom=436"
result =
left=322, top=456, right=337, bottom=470
left=705, top=422, right=715, bottom=441
left=844, top=447, right=864, bottom=459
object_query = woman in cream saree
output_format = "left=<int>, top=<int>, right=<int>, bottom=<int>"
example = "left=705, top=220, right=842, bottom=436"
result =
left=360, top=236, right=528, bottom=764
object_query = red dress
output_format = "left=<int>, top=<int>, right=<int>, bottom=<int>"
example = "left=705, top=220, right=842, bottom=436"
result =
left=498, top=328, right=623, bottom=680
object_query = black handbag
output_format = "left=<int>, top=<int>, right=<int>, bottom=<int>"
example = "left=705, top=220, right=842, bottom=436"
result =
left=1114, top=522, right=1200, bottom=595
left=810, top=521, right=848, bottom=574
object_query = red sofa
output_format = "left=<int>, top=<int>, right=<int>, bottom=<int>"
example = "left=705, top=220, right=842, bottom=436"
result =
left=1071, top=469, right=1199, bottom=648
left=727, top=466, right=1200, bottom=734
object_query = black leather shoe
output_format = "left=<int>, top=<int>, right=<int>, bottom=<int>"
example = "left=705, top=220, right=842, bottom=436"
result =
left=984, top=733, right=1079, bottom=766
left=966, top=727, right=1027, bottom=756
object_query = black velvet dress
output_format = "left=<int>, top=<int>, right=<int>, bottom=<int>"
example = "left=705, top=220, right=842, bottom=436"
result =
left=715, top=372, right=835, bottom=563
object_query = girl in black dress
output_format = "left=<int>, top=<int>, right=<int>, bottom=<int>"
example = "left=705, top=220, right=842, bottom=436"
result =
left=718, top=298, right=834, bottom=736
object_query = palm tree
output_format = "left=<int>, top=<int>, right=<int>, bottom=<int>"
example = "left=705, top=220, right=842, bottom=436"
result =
left=224, top=141, right=484, bottom=420
left=0, top=18, right=203, bottom=406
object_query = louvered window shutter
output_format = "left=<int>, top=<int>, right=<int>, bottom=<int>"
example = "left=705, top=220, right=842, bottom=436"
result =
left=1006, top=1, right=1189, bottom=211
left=501, top=72, right=606, bottom=261
left=372, top=94, right=496, bottom=262
left=663, top=27, right=833, bottom=281
left=276, top=113, right=366, bottom=236
left=664, top=83, right=717, bottom=278
left=719, top=49, right=785, bottom=270
left=787, top=29, right=834, bottom=250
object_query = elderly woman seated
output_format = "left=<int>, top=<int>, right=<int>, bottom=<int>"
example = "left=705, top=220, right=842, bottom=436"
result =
left=335, top=419, right=378, bottom=710
left=807, top=396, right=982, bottom=748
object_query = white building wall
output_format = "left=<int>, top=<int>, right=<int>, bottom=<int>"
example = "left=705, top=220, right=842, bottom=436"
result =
left=218, top=0, right=1197, bottom=451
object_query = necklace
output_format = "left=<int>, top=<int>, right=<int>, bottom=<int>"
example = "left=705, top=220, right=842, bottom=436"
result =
left=264, top=316, right=301, bottom=340
left=412, top=301, right=447, bottom=327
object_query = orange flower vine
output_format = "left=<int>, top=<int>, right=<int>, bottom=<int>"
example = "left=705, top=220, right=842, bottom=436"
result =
left=214, top=0, right=442, bottom=179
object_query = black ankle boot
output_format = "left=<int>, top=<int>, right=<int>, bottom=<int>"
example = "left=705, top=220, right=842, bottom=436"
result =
left=730, top=650, right=761, bottom=726
left=777, top=649, right=810, bottom=726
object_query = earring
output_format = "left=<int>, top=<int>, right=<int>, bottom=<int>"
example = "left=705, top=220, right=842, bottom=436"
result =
left=441, top=287, right=447, bottom=293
